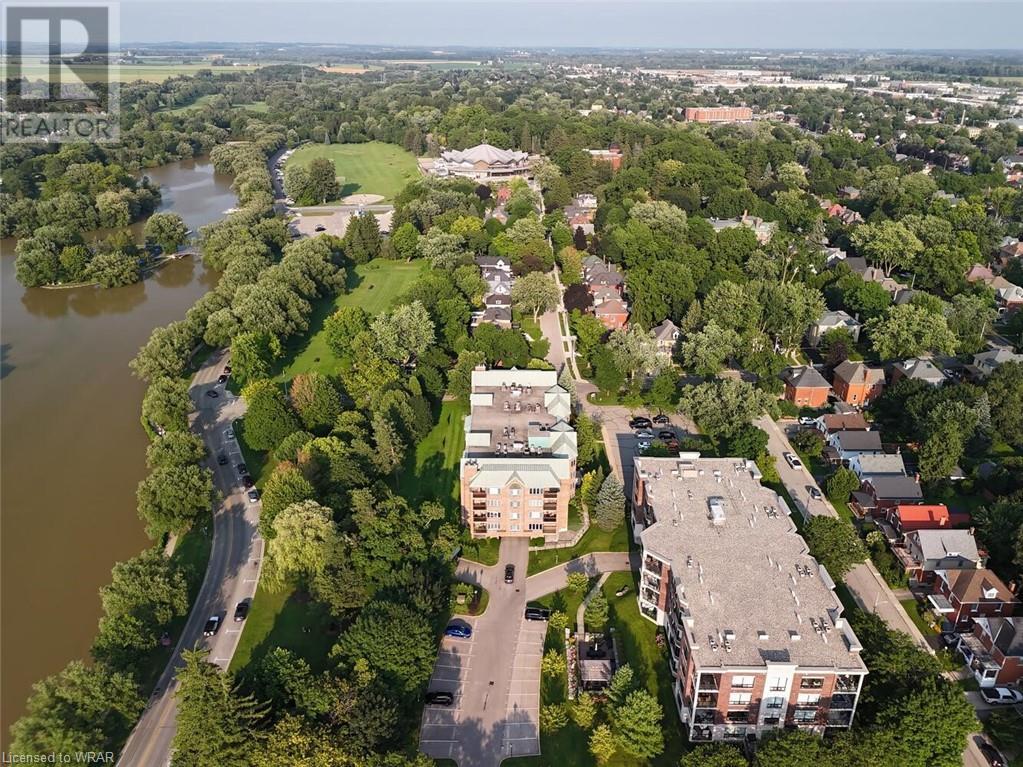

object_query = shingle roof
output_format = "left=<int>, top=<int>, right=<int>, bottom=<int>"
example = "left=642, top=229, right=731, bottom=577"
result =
left=867, top=475, right=923, bottom=500
left=908, top=529, right=980, bottom=564
left=833, top=360, right=885, bottom=386
left=893, top=358, right=946, bottom=382
left=947, top=569, right=1016, bottom=604
left=834, top=430, right=883, bottom=452
left=785, top=366, right=831, bottom=389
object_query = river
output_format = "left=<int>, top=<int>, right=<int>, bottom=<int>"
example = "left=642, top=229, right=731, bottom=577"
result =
left=0, top=157, right=236, bottom=739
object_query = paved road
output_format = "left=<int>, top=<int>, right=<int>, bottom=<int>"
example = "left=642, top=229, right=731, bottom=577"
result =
left=844, top=561, right=930, bottom=650
left=525, top=552, right=639, bottom=601
left=420, top=538, right=539, bottom=767
left=757, top=416, right=837, bottom=520
left=117, top=349, right=263, bottom=767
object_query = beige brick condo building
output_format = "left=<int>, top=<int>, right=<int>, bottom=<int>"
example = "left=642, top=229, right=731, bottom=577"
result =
left=631, top=455, right=867, bottom=743
left=460, top=368, right=576, bottom=540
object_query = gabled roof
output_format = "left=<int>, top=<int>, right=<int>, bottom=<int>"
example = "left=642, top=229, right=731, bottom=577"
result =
left=974, top=349, right=1023, bottom=368
left=946, top=569, right=1016, bottom=605
left=893, top=358, right=946, bottom=382
left=907, top=529, right=980, bottom=564
left=818, top=413, right=869, bottom=432
left=651, top=319, right=679, bottom=341
left=594, top=298, right=628, bottom=315
left=784, top=366, right=831, bottom=389
left=833, top=360, right=885, bottom=386
left=834, top=430, right=883, bottom=452
left=866, top=475, right=922, bottom=500
left=816, top=310, right=860, bottom=330
left=895, top=504, right=949, bottom=526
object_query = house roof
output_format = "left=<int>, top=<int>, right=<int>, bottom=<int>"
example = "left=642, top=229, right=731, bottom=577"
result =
left=907, top=529, right=980, bottom=564
left=974, top=349, right=1023, bottom=369
left=816, top=310, right=860, bottom=330
left=987, top=617, right=1023, bottom=657
left=833, top=360, right=885, bottom=386
left=784, top=366, right=831, bottom=389
left=893, top=358, right=946, bottom=382
left=594, top=298, right=628, bottom=315
left=854, top=453, right=907, bottom=476
left=651, top=319, right=679, bottom=342
left=895, top=504, right=950, bottom=526
left=946, top=569, right=1016, bottom=605
left=834, top=430, right=883, bottom=452
left=818, top=413, right=869, bottom=432
left=867, top=475, right=923, bottom=500
left=844, top=257, right=868, bottom=274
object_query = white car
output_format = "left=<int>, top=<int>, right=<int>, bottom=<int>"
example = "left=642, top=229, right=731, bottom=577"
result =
left=980, top=686, right=1023, bottom=705
left=637, top=441, right=651, bottom=451
left=798, top=416, right=816, bottom=426
left=783, top=452, right=803, bottom=469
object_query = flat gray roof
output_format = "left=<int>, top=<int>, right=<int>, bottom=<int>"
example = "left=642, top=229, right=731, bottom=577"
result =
left=636, top=456, right=866, bottom=672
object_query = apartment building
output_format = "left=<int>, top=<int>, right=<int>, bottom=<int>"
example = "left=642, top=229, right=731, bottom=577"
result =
left=460, top=368, right=577, bottom=540
left=684, top=106, right=754, bottom=123
left=631, top=454, right=867, bottom=743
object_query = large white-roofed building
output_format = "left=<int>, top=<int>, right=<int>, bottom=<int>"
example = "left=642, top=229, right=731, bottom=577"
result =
left=429, top=143, right=534, bottom=181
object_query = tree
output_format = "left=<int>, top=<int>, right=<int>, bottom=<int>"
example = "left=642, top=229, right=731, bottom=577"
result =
left=723, top=424, right=769, bottom=461
left=323, top=305, right=369, bottom=358
left=289, top=372, right=342, bottom=432
left=581, top=468, right=604, bottom=512
left=99, top=547, right=188, bottom=634
left=511, top=271, right=560, bottom=323
left=541, top=649, right=567, bottom=678
left=875, top=679, right=976, bottom=767
left=146, top=431, right=207, bottom=469
left=567, top=572, right=590, bottom=595
left=574, top=225, right=588, bottom=251
left=584, top=590, right=609, bottom=631
left=790, top=428, right=824, bottom=459
left=389, top=221, right=421, bottom=261
left=612, top=689, right=663, bottom=759
left=231, top=331, right=282, bottom=387
left=918, top=419, right=963, bottom=483
left=86, top=251, right=141, bottom=288
left=589, top=724, right=618, bottom=765
left=986, top=362, right=1023, bottom=446
left=540, top=703, right=569, bottom=732
left=575, top=412, right=599, bottom=468
left=8, top=661, right=143, bottom=757
left=557, top=246, right=584, bottom=285
left=283, top=164, right=311, bottom=204
left=606, top=664, right=635, bottom=708
left=371, top=301, right=435, bottom=364
left=142, top=376, right=192, bottom=433
left=947, top=294, right=996, bottom=355
left=343, top=211, right=381, bottom=264
left=241, top=380, right=300, bottom=452
left=173, top=649, right=266, bottom=766
left=680, top=321, right=740, bottom=377
left=136, top=464, right=214, bottom=537
left=607, top=326, right=661, bottom=382
left=754, top=731, right=824, bottom=767
left=803, top=516, right=866, bottom=579
left=305, top=157, right=341, bottom=204
left=571, top=691, right=597, bottom=729
left=678, top=379, right=774, bottom=438
left=259, top=463, right=317, bottom=538
left=264, top=500, right=339, bottom=589
left=851, top=220, right=923, bottom=276
left=679, top=743, right=747, bottom=767
left=594, top=474, right=625, bottom=532
left=419, top=228, right=468, bottom=269
left=826, top=467, right=861, bottom=502
left=865, top=304, right=957, bottom=360
left=144, top=212, right=189, bottom=254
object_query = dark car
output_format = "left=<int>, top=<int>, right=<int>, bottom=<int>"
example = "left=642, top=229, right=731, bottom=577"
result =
left=233, top=601, right=250, bottom=622
left=652, top=414, right=670, bottom=425
left=425, top=691, right=455, bottom=706
left=629, top=416, right=652, bottom=429
left=808, top=486, right=823, bottom=500
left=217, top=453, right=229, bottom=466
left=525, top=607, right=551, bottom=621
left=444, top=623, right=472, bottom=639
left=205, top=390, right=219, bottom=398
left=979, top=742, right=1005, bottom=767
left=247, top=489, right=260, bottom=503
left=658, top=430, right=675, bottom=441
left=217, top=374, right=229, bottom=384
left=236, top=463, right=248, bottom=476
left=224, top=365, right=232, bottom=374
left=242, top=475, right=255, bottom=488
left=314, top=224, right=326, bottom=232
left=203, top=616, right=221, bottom=637
left=504, top=564, right=515, bottom=583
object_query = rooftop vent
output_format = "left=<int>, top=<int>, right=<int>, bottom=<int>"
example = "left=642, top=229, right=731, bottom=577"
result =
left=757, top=631, right=769, bottom=641
left=790, top=630, right=802, bottom=641
left=708, top=497, right=726, bottom=526
left=723, top=629, right=736, bottom=641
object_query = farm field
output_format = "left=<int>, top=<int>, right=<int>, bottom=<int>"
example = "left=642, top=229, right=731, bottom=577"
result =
left=286, top=141, right=421, bottom=201
left=159, top=95, right=269, bottom=114
left=0, top=60, right=263, bottom=82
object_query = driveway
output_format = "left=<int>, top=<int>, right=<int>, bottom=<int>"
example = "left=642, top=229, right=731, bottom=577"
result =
left=757, top=416, right=837, bottom=520
left=592, top=406, right=697, bottom=492
left=525, top=552, right=638, bottom=601
left=420, top=538, right=540, bottom=767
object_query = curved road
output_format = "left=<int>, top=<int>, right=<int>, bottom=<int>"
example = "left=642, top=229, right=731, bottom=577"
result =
left=117, top=348, right=263, bottom=767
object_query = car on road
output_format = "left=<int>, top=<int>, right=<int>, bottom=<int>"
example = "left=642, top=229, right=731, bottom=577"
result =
left=783, top=452, right=803, bottom=469
left=525, top=607, right=551, bottom=621
left=233, top=601, right=250, bottom=622
left=217, top=374, right=228, bottom=384
left=652, top=414, right=670, bottom=425
left=225, top=426, right=235, bottom=440
left=444, top=623, right=472, bottom=639
left=425, top=691, right=455, bottom=706
left=635, top=429, right=654, bottom=439
left=224, top=364, right=232, bottom=374
left=808, top=486, right=823, bottom=500
left=205, top=390, right=219, bottom=398
left=217, top=453, right=229, bottom=466
left=314, top=224, right=326, bottom=232
left=657, top=430, right=675, bottom=441
left=979, top=686, right=1023, bottom=705
left=247, top=489, right=260, bottom=503
left=203, top=616, right=221, bottom=637
left=504, top=564, right=515, bottom=583
left=629, top=416, right=652, bottom=429
left=236, top=463, right=248, bottom=476
left=798, top=416, right=816, bottom=426
left=242, top=475, right=255, bottom=488
left=637, top=441, right=651, bottom=451
left=978, top=741, right=1006, bottom=767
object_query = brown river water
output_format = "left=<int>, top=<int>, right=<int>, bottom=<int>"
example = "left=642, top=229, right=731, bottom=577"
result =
left=0, top=157, right=236, bottom=739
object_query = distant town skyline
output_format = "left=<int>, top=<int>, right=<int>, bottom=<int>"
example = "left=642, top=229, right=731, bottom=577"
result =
left=119, top=1, right=1023, bottom=51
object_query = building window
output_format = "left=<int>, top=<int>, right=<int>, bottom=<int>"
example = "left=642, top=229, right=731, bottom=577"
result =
left=487, top=499, right=500, bottom=508
left=768, top=676, right=787, bottom=692
left=731, top=676, right=755, bottom=689
left=486, top=522, right=499, bottom=530
left=765, top=696, right=784, bottom=710
left=726, top=711, right=749, bottom=723
left=528, top=523, right=543, bottom=531
left=800, top=677, right=824, bottom=690
left=510, top=488, right=521, bottom=496
left=510, top=524, right=520, bottom=532
left=489, top=487, right=500, bottom=495
left=728, top=693, right=752, bottom=706
left=793, top=709, right=816, bottom=723
left=509, top=512, right=519, bottom=520
left=510, top=502, right=520, bottom=509
left=529, top=511, right=542, bottom=519
left=529, top=488, right=543, bottom=495
left=487, top=511, right=500, bottom=518
left=796, top=694, right=820, bottom=706
left=529, top=499, right=543, bottom=507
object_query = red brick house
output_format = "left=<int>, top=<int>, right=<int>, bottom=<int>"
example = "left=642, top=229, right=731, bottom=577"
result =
left=783, top=367, right=832, bottom=408
left=594, top=298, right=629, bottom=330
left=858, top=475, right=923, bottom=513
left=886, top=504, right=951, bottom=536
left=956, top=616, right=1023, bottom=688
left=832, top=361, right=885, bottom=407
left=932, top=569, right=1019, bottom=631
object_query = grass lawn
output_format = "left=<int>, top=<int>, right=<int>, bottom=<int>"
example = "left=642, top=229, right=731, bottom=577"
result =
left=397, top=398, right=468, bottom=510
left=1, top=62, right=263, bottom=83
left=286, top=141, right=420, bottom=201
left=277, top=259, right=428, bottom=382
left=451, top=585, right=490, bottom=617
left=230, top=584, right=335, bottom=675
left=528, top=520, right=630, bottom=576
left=900, top=597, right=940, bottom=636
left=461, top=537, right=500, bottom=566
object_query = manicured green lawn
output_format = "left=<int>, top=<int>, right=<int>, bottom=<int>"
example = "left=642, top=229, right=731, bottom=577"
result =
left=286, top=141, right=421, bottom=200
left=230, top=584, right=335, bottom=675
left=900, top=597, right=940, bottom=636
left=461, top=537, right=500, bottom=566
left=162, top=95, right=267, bottom=114
left=397, top=398, right=469, bottom=512
left=528, top=520, right=630, bottom=576
left=451, top=585, right=490, bottom=617
left=277, top=259, right=428, bottom=382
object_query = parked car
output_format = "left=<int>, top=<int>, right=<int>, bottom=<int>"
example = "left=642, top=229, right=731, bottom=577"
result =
left=314, top=224, right=326, bottom=232
left=629, top=416, right=652, bottom=429
left=233, top=601, right=250, bottom=622
left=504, top=564, right=515, bottom=583
left=635, top=429, right=654, bottom=439
left=425, top=691, right=455, bottom=706
left=225, top=426, right=235, bottom=440
left=217, top=453, right=229, bottom=466
left=236, top=463, right=248, bottom=476
left=247, top=489, right=260, bottom=503
left=798, top=416, right=816, bottom=426
left=978, top=741, right=1006, bottom=767
left=980, top=686, right=1023, bottom=705
left=637, top=441, right=651, bottom=451
left=242, top=475, right=255, bottom=489
left=808, top=486, right=823, bottom=500
left=658, top=430, right=675, bottom=441
left=444, top=623, right=472, bottom=639
left=205, top=390, right=219, bottom=398
left=217, top=374, right=229, bottom=384
left=652, top=414, right=670, bottom=425
left=224, top=365, right=232, bottom=374
left=783, top=452, right=803, bottom=469
left=203, top=616, right=220, bottom=637
left=525, top=607, right=551, bottom=621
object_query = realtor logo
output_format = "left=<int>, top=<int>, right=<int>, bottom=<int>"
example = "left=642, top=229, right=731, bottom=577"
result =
left=2, top=2, right=120, bottom=142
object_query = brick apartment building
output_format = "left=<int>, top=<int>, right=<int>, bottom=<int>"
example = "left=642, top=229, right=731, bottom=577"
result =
left=631, top=454, right=867, bottom=743
left=460, top=368, right=577, bottom=540
left=956, top=616, right=1023, bottom=688
left=685, top=106, right=754, bottom=123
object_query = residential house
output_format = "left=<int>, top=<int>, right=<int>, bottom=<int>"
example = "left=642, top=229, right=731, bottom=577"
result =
left=843, top=256, right=868, bottom=275
left=957, top=617, right=1023, bottom=688
left=839, top=186, right=861, bottom=200
left=932, top=569, right=1019, bottom=632
left=860, top=266, right=909, bottom=300
left=885, top=504, right=952, bottom=537
left=631, top=455, right=867, bottom=742
left=995, top=283, right=1023, bottom=314
left=813, top=413, right=869, bottom=437
left=827, top=430, right=883, bottom=463
left=849, top=453, right=906, bottom=480
left=783, top=366, right=832, bottom=408
left=429, top=143, right=534, bottom=181
left=970, top=349, right=1023, bottom=379
left=858, top=475, right=923, bottom=513
left=460, top=368, right=576, bottom=540
left=965, top=263, right=997, bottom=285
left=807, top=310, right=861, bottom=346
left=707, top=213, right=778, bottom=244
left=996, top=238, right=1023, bottom=272
left=891, top=358, right=947, bottom=387
left=484, top=293, right=512, bottom=310
left=903, top=528, right=982, bottom=585
left=832, top=361, right=885, bottom=407
left=474, top=306, right=512, bottom=329
left=590, top=284, right=621, bottom=305
left=823, top=246, right=848, bottom=267
left=594, top=298, right=630, bottom=330
left=476, top=255, right=513, bottom=273
left=651, top=319, right=680, bottom=359
left=587, top=146, right=623, bottom=171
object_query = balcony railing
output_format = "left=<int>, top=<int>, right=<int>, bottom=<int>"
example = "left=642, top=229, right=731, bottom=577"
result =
left=543, top=513, right=557, bottom=522
left=698, top=675, right=721, bottom=692
left=473, top=513, right=487, bottom=522
left=644, top=557, right=663, bottom=575
left=693, top=710, right=717, bottom=725
left=835, top=675, right=859, bottom=693
left=696, top=693, right=717, bottom=708
left=473, top=524, right=487, bottom=534
left=827, top=710, right=853, bottom=727
left=831, top=694, right=856, bottom=710
left=471, top=490, right=487, bottom=498
left=641, top=587, right=659, bottom=605
left=543, top=489, right=559, bottom=498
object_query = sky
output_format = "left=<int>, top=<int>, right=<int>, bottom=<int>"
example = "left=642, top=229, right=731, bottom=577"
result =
left=116, top=1, right=1023, bottom=50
